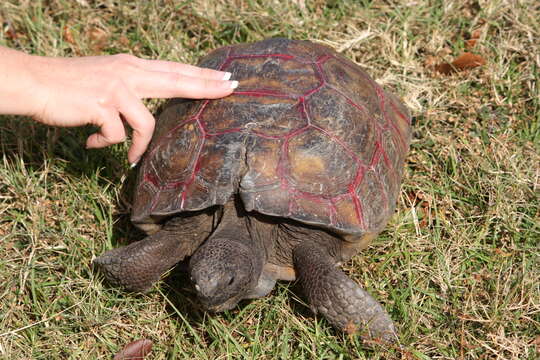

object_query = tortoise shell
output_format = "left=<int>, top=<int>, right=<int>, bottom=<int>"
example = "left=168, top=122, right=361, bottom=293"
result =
left=132, top=38, right=411, bottom=237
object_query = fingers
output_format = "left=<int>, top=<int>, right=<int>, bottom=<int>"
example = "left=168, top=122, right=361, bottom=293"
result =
left=86, top=90, right=154, bottom=165
left=115, top=89, right=156, bottom=165
left=86, top=110, right=126, bottom=149
left=135, top=57, right=231, bottom=81
left=123, top=55, right=238, bottom=99
left=134, top=71, right=238, bottom=99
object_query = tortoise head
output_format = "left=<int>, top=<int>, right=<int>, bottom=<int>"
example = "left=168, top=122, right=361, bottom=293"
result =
left=188, top=236, right=262, bottom=312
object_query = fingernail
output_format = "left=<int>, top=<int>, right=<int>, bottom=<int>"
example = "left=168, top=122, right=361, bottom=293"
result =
left=130, top=161, right=139, bottom=169
left=230, top=80, right=239, bottom=89
left=222, top=72, right=232, bottom=81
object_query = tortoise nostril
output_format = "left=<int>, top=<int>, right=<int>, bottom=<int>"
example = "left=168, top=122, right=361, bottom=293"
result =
left=228, top=276, right=235, bottom=286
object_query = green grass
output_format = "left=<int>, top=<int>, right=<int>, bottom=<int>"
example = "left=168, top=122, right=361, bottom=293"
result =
left=0, top=0, right=538, bottom=359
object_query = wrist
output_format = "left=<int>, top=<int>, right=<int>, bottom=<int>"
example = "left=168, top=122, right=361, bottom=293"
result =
left=0, top=46, right=45, bottom=117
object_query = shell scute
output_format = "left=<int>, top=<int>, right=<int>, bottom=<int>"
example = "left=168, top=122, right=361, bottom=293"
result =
left=307, top=86, right=379, bottom=166
left=286, top=128, right=357, bottom=197
left=227, top=56, right=319, bottom=97
left=202, top=96, right=306, bottom=137
left=322, top=57, right=385, bottom=127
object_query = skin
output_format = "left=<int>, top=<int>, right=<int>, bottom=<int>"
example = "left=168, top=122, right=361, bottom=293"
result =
left=0, top=45, right=238, bottom=164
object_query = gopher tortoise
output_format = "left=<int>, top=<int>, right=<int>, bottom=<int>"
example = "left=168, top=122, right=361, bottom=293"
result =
left=94, top=38, right=411, bottom=343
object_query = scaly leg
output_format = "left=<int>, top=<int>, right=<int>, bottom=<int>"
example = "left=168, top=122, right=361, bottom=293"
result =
left=293, top=241, right=397, bottom=343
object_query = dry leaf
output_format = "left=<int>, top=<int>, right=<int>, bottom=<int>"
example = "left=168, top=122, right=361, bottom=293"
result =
left=464, top=38, right=477, bottom=49
left=465, top=27, right=483, bottom=49
left=343, top=320, right=358, bottom=334
left=470, top=28, right=482, bottom=39
left=118, top=35, right=130, bottom=47
left=63, top=25, right=75, bottom=44
left=493, top=248, right=512, bottom=257
left=88, top=26, right=109, bottom=52
left=434, top=52, right=486, bottom=75
left=113, top=339, right=153, bottom=360
left=424, top=55, right=439, bottom=68
left=4, top=23, right=18, bottom=40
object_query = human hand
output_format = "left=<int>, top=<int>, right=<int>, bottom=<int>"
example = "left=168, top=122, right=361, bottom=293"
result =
left=0, top=47, right=237, bottom=164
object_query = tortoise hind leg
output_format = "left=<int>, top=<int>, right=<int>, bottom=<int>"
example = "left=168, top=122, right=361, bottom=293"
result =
left=93, top=212, right=214, bottom=292
left=293, top=241, right=397, bottom=344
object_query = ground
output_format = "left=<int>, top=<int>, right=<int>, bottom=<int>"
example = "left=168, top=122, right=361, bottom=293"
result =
left=0, top=1, right=538, bottom=359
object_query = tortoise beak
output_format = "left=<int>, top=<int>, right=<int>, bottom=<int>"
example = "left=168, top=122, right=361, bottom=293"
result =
left=205, top=299, right=239, bottom=312
left=197, top=291, right=241, bottom=312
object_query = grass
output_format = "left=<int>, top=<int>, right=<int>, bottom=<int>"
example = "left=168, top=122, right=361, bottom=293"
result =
left=0, top=0, right=538, bottom=359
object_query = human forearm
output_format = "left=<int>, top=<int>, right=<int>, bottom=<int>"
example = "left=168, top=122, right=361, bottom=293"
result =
left=0, top=45, right=40, bottom=116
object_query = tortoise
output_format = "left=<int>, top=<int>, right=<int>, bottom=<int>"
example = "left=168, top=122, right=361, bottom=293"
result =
left=94, top=38, right=411, bottom=343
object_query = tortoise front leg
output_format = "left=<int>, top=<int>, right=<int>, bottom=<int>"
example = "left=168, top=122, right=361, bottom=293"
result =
left=293, top=241, right=397, bottom=344
left=93, top=213, right=213, bottom=292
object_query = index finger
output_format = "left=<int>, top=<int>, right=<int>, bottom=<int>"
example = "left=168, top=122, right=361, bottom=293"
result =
left=135, top=58, right=231, bottom=80
left=116, top=89, right=156, bottom=164
left=133, top=71, right=237, bottom=99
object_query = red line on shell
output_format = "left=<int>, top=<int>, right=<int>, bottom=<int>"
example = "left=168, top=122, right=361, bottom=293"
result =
left=302, top=84, right=324, bottom=98
left=315, top=54, right=332, bottom=65
left=179, top=139, right=204, bottom=210
left=388, top=100, right=411, bottom=125
left=348, top=165, right=367, bottom=229
left=175, top=51, right=235, bottom=209
left=332, top=192, right=352, bottom=202
left=380, top=143, right=392, bottom=169
left=148, top=184, right=162, bottom=213
left=162, top=116, right=198, bottom=139
left=218, top=47, right=234, bottom=70
left=333, top=87, right=369, bottom=114
left=277, top=138, right=290, bottom=190
left=193, top=100, right=211, bottom=119
left=375, top=86, right=408, bottom=152
left=314, top=59, right=328, bottom=83
left=229, top=53, right=296, bottom=61
left=369, top=143, right=383, bottom=168
left=297, top=97, right=309, bottom=122
left=144, top=173, right=159, bottom=187
left=350, top=193, right=366, bottom=230
left=288, top=187, right=340, bottom=226
left=286, top=125, right=311, bottom=139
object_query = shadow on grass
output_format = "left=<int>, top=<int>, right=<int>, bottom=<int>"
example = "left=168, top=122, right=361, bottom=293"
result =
left=0, top=116, right=142, bottom=244
left=0, top=117, right=126, bottom=180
